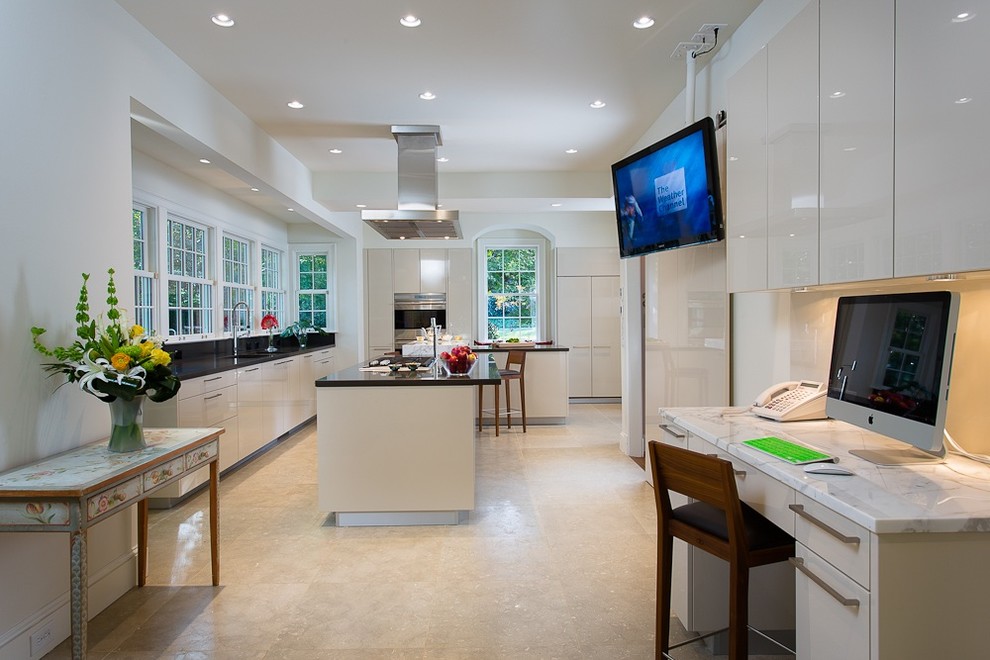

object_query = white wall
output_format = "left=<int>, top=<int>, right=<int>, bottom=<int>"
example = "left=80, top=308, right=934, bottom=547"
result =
left=0, top=3, right=357, bottom=655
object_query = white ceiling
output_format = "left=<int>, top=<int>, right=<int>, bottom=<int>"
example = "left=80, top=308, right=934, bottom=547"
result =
left=119, top=0, right=760, bottom=222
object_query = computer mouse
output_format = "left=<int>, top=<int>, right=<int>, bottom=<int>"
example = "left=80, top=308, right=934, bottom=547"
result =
left=803, top=463, right=854, bottom=476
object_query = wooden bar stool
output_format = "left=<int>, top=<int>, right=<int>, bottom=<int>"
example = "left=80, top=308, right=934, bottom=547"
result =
left=648, top=440, right=795, bottom=659
left=478, top=350, right=527, bottom=436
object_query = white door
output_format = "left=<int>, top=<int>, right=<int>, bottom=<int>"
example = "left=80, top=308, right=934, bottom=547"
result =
left=556, top=276, right=592, bottom=397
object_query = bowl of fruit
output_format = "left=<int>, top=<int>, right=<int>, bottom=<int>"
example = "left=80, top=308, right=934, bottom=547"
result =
left=439, top=345, right=478, bottom=376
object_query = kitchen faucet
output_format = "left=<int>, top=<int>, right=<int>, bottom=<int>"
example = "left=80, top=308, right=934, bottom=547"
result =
left=231, top=301, right=251, bottom=357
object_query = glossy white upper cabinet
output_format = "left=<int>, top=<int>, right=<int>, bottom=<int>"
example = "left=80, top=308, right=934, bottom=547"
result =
left=446, top=248, right=473, bottom=338
left=365, top=249, right=394, bottom=348
left=726, top=46, right=769, bottom=293
left=391, top=249, right=421, bottom=293
left=819, top=0, right=894, bottom=284
left=392, top=248, right=447, bottom=293
left=895, top=1, right=990, bottom=276
left=767, top=0, right=819, bottom=289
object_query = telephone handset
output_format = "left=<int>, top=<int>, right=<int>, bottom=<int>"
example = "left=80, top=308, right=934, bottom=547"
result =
left=751, top=380, right=828, bottom=422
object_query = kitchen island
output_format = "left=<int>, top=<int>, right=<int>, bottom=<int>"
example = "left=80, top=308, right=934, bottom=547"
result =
left=474, top=345, right=570, bottom=425
left=315, top=355, right=501, bottom=525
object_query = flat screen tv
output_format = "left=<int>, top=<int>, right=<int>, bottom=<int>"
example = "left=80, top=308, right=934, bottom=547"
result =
left=611, top=116, right=724, bottom=259
left=825, top=291, right=959, bottom=465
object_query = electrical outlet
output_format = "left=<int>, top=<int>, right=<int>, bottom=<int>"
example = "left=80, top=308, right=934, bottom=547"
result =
left=29, top=620, right=55, bottom=658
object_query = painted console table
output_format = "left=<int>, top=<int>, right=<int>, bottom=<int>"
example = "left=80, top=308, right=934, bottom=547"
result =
left=0, top=427, right=224, bottom=659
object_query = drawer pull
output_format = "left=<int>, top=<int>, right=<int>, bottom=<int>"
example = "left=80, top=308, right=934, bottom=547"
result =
left=734, top=469, right=747, bottom=477
left=790, top=504, right=860, bottom=544
left=243, top=367, right=260, bottom=372
left=204, top=393, right=223, bottom=401
left=658, top=423, right=686, bottom=440
left=203, top=376, right=223, bottom=382
left=275, top=360, right=292, bottom=365
left=789, top=557, right=860, bottom=607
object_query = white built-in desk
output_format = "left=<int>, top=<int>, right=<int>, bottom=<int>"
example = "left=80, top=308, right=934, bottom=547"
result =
left=0, top=428, right=223, bottom=659
left=659, top=407, right=990, bottom=660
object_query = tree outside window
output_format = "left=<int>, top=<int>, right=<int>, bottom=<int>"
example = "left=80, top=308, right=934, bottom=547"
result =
left=297, top=252, right=329, bottom=329
left=485, top=247, right=538, bottom=341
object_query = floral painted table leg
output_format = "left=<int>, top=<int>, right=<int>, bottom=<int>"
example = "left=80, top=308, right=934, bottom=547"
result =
left=69, top=528, right=87, bottom=659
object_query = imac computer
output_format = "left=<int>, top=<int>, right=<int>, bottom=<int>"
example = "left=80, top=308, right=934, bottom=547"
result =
left=825, top=291, right=959, bottom=465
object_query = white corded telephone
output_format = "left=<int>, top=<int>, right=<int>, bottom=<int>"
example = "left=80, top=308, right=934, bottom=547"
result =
left=751, top=380, right=828, bottom=422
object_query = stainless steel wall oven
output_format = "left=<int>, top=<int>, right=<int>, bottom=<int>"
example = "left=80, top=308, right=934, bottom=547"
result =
left=393, top=293, right=446, bottom=349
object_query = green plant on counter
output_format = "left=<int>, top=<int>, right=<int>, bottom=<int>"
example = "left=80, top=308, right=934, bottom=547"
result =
left=280, top=318, right=327, bottom=347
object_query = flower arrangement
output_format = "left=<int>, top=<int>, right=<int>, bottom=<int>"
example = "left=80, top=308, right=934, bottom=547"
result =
left=439, top=345, right=478, bottom=375
left=261, top=313, right=279, bottom=352
left=31, top=268, right=180, bottom=403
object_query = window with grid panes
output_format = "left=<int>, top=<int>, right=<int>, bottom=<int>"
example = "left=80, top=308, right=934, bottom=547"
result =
left=166, top=215, right=213, bottom=337
left=132, top=204, right=156, bottom=334
left=222, top=235, right=253, bottom=333
left=296, top=252, right=330, bottom=329
left=484, top=247, right=538, bottom=341
left=261, top=246, right=286, bottom=324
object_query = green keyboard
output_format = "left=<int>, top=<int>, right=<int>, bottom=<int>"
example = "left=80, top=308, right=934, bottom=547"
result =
left=742, top=436, right=833, bottom=464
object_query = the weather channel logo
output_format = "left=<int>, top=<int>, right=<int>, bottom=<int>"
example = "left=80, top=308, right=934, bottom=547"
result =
left=655, top=168, right=687, bottom=217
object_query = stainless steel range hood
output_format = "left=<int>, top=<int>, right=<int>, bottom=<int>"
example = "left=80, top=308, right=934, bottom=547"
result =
left=362, top=125, right=461, bottom=240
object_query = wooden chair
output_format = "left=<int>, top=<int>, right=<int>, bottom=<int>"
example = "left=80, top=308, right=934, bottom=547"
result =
left=478, top=350, right=527, bottom=436
left=648, top=441, right=795, bottom=659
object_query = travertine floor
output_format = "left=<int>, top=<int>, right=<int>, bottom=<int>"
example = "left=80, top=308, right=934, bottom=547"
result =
left=47, top=403, right=781, bottom=659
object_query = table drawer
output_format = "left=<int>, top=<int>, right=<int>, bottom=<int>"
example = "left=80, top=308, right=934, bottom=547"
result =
left=794, top=543, right=870, bottom=660
left=143, top=456, right=186, bottom=492
left=87, top=476, right=142, bottom=521
left=792, top=492, right=870, bottom=589
left=185, top=439, right=219, bottom=471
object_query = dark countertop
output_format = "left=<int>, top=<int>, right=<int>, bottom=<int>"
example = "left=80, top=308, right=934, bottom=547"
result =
left=170, top=345, right=333, bottom=379
left=316, top=355, right=501, bottom=387
left=473, top=345, right=569, bottom=353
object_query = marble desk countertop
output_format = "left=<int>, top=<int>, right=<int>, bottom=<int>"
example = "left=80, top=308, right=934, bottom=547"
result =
left=661, top=407, right=990, bottom=535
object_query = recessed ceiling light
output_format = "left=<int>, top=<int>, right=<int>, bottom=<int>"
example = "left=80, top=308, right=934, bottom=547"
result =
left=955, top=97, right=973, bottom=104
left=287, top=100, right=304, bottom=109
left=444, top=236, right=450, bottom=240
left=199, top=158, right=211, bottom=164
left=565, top=148, right=578, bottom=154
left=437, top=156, right=449, bottom=163
left=728, top=156, right=739, bottom=161
left=590, top=99, right=606, bottom=109
left=400, top=15, right=422, bottom=27
left=551, top=203, right=563, bottom=207
left=399, top=236, right=407, bottom=240
left=250, top=187, right=259, bottom=192
left=287, top=208, right=294, bottom=212
left=738, top=234, right=746, bottom=239
left=843, top=146, right=858, bottom=152
left=356, top=204, right=367, bottom=208
left=329, top=148, right=342, bottom=154
left=211, top=14, right=235, bottom=27
left=952, top=12, right=975, bottom=22
left=633, top=17, right=655, bottom=29
left=829, top=91, right=845, bottom=99
left=419, top=91, right=436, bottom=101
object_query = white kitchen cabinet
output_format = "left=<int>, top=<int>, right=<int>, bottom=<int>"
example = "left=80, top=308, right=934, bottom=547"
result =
left=446, top=248, right=473, bottom=338
left=767, top=0, right=819, bottom=289
left=726, top=45, right=768, bottom=293
left=143, top=371, right=239, bottom=504
left=894, top=1, right=990, bottom=276
left=276, top=356, right=309, bottom=433
left=819, top=0, right=893, bottom=284
left=392, top=248, right=447, bottom=294
left=366, top=248, right=394, bottom=349
left=237, top=363, right=268, bottom=456
left=555, top=275, right=620, bottom=398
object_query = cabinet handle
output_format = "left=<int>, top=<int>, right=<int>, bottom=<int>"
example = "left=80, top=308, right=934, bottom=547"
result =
left=658, top=423, right=686, bottom=440
left=203, top=376, right=223, bottom=382
left=275, top=360, right=292, bottom=365
left=302, top=355, right=313, bottom=359
left=789, top=504, right=860, bottom=545
left=204, top=393, right=223, bottom=401
left=734, top=469, right=747, bottom=477
left=789, top=557, right=860, bottom=607
left=243, top=367, right=260, bottom=372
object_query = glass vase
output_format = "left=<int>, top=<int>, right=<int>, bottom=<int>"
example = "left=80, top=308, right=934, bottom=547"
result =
left=107, top=395, right=146, bottom=452
left=297, top=332, right=308, bottom=349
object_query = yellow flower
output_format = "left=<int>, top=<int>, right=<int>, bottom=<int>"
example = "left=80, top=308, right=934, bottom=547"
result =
left=150, top=348, right=171, bottom=367
left=140, top=341, right=154, bottom=357
left=130, top=324, right=145, bottom=339
left=110, top=353, right=131, bottom=371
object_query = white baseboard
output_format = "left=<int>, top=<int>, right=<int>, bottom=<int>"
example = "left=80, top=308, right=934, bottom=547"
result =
left=0, top=549, right=136, bottom=659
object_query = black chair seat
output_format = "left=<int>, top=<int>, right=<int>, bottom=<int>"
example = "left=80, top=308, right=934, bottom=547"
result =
left=672, top=501, right=793, bottom=552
